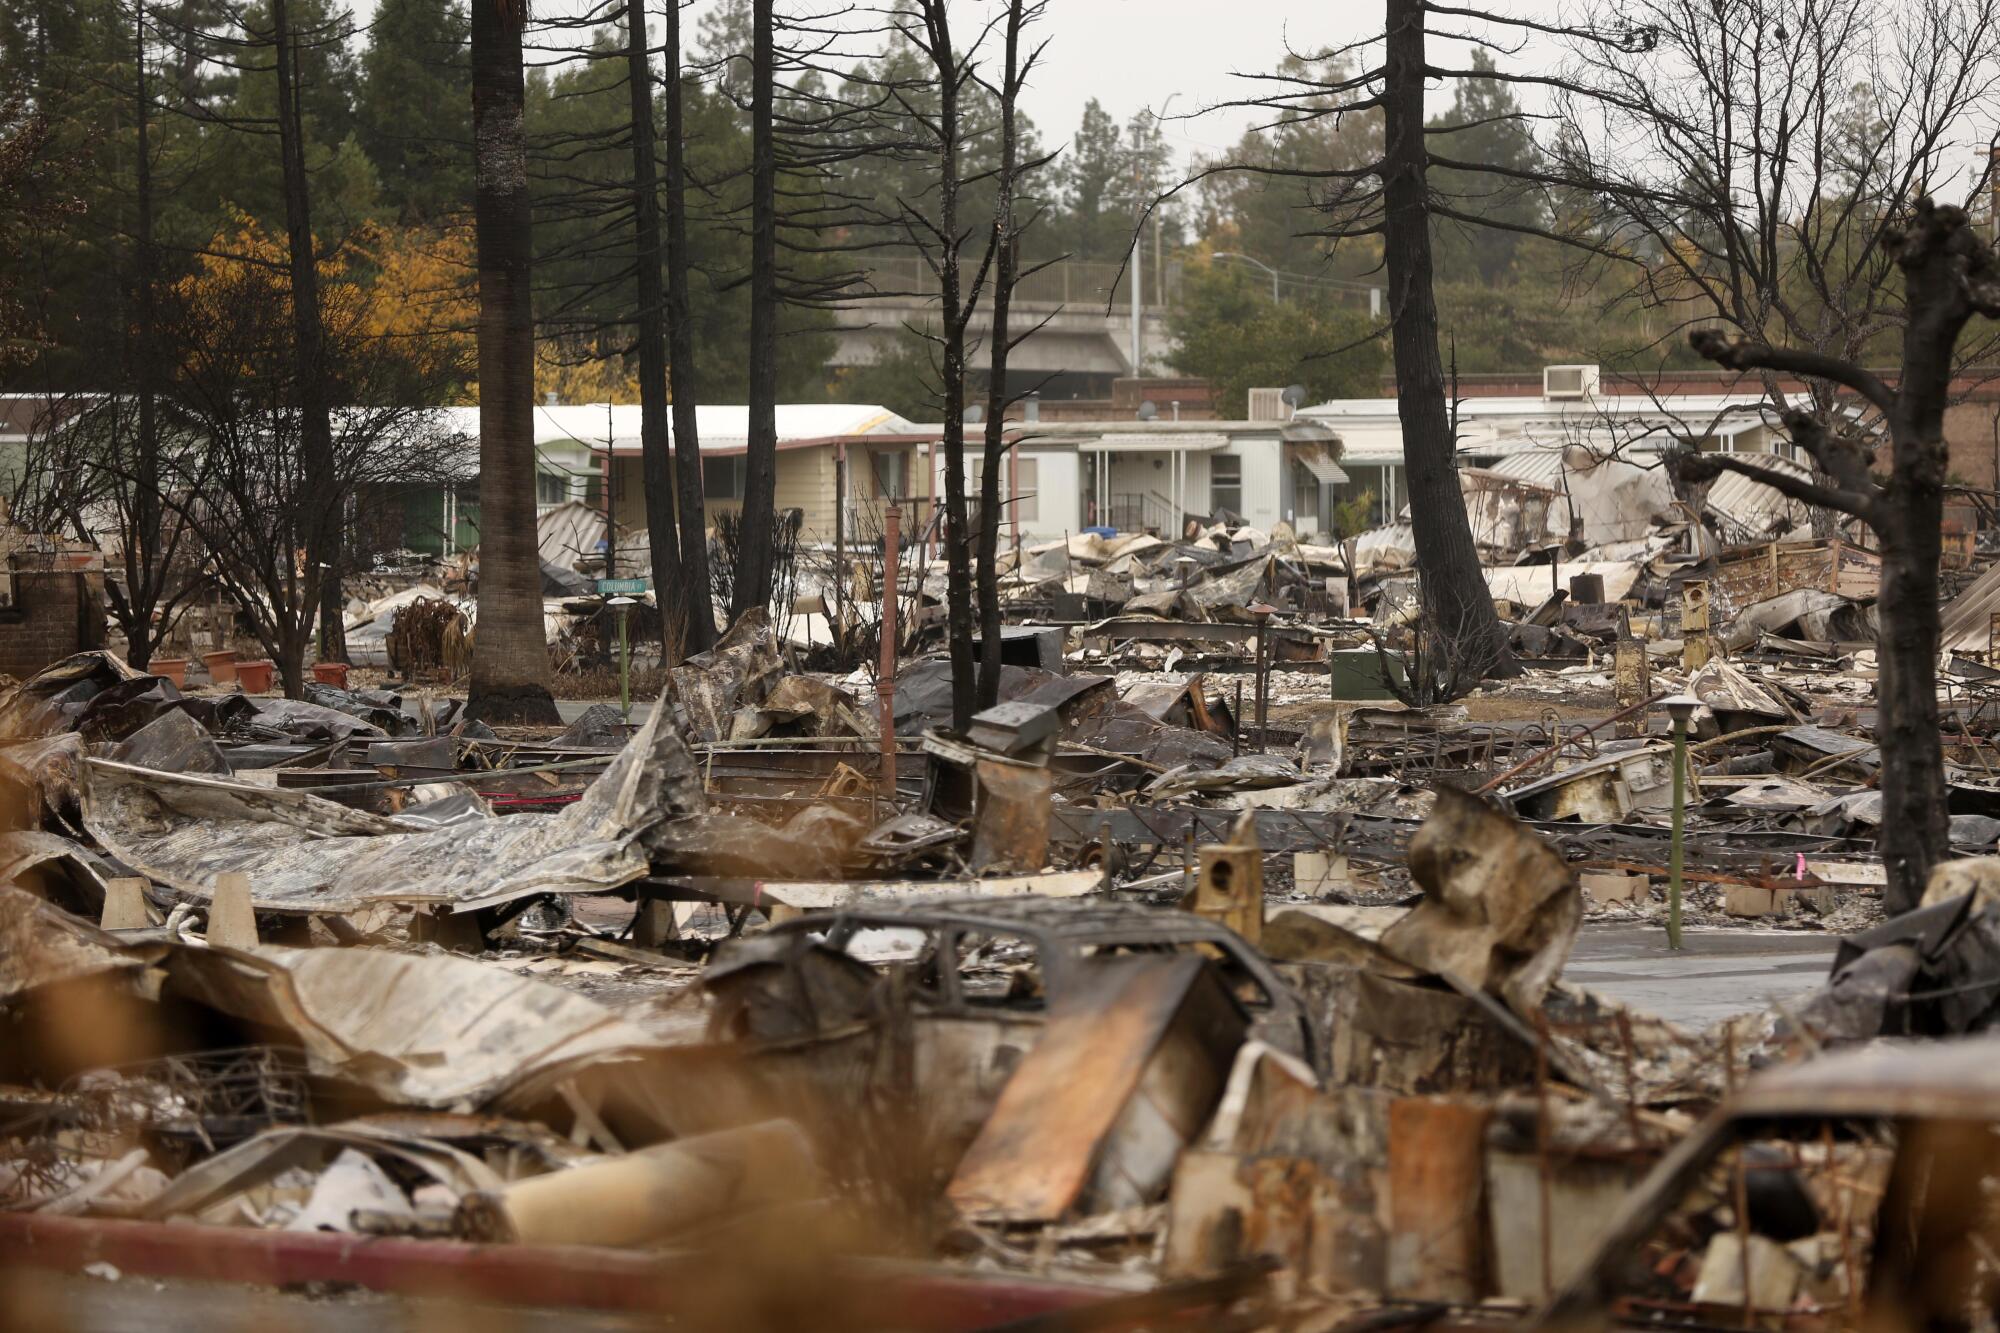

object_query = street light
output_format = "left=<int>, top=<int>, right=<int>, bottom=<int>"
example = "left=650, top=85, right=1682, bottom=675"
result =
left=1211, top=252, right=1281, bottom=303
left=1659, top=693, right=1701, bottom=950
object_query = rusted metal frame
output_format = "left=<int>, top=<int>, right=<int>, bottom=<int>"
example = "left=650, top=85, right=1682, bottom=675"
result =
left=0, top=1212, right=1122, bottom=1327
left=1053, top=805, right=1410, bottom=857
left=1615, top=1010, right=1644, bottom=1149
left=1534, top=1009, right=1556, bottom=1302
left=878, top=502, right=902, bottom=801
left=1475, top=692, right=1671, bottom=795
left=975, top=1256, right=1280, bottom=1332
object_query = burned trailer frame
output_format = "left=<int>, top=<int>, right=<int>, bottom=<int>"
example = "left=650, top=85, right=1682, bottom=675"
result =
left=743, top=897, right=1320, bottom=1073
left=1528, top=1036, right=2000, bottom=1333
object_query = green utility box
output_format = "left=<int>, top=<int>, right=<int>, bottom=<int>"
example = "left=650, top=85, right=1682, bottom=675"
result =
left=1327, top=646, right=1408, bottom=701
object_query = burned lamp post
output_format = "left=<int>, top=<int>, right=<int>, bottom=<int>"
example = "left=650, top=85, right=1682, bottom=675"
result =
left=1660, top=694, right=1700, bottom=950
left=606, top=596, right=637, bottom=721
left=1249, top=601, right=1277, bottom=753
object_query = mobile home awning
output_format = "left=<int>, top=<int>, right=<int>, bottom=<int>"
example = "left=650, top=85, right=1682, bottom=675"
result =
left=1080, top=432, right=1231, bottom=452
left=1291, top=450, right=1350, bottom=486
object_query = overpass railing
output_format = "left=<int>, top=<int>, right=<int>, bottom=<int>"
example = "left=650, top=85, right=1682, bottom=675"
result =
left=847, top=254, right=1174, bottom=309
left=843, top=253, right=1380, bottom=315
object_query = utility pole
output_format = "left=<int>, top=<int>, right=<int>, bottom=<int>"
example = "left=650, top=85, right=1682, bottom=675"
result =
left=1128, top=232, right=1142, bottom=377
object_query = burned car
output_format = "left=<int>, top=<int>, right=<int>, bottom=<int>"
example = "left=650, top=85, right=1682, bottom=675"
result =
left=704, top=895, right=1317, bottom=1067
left=1530, top=1037, right=2000, bottom=1333
left=699, top=897, right=1316, bottom=1223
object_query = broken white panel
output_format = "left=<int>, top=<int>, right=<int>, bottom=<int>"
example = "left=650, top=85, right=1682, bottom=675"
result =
left=161, top=945, right=667, bottom=1110
left=79, top=692, right=705, bottom=913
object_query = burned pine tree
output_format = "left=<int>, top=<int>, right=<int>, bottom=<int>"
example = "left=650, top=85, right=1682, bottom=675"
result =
left=973, top=0, right=1052, bottom=712
left=890, top=0, right=987, bottom=731
left=1544, top=0, right=2000, bottom=912
left=661, top=0, right=713, bottom=655
left=1552, top=0, right=2000, bottom=532
left=267, top=0, right=342, bottom=666
left=624, top=0, right=686, bottom=659
left=1190, top=0, right=1645, bottom=693
left=535, top=2, right=888, bottom=643
left=1683, top=203, right=2000, bottom=914
left=4, top=2, right=199, bottom=669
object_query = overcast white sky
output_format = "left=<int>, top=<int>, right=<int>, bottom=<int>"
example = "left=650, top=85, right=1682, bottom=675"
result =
left=672, top=0, right=1564, bottom=167
left=327, top=0, right=1565, bottom=171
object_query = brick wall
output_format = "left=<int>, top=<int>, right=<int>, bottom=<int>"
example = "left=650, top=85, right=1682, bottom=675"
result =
left=0, top=568, right=105, bottom=679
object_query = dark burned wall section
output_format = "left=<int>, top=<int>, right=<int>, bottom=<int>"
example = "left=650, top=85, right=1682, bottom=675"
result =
left=0, top=567, right=106, bottom=679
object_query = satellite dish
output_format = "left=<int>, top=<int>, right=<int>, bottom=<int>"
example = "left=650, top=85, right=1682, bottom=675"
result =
left=965, top=404, right=984, bottom=424
left=1281, top=384, right=1308, bottom=407
left=1136, top=400, right=1159, bottom=421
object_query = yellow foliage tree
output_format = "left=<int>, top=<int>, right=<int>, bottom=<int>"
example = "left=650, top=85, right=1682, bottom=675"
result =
left=175, top=212, right=477, bottom=404
left=535, top=336, right=642, bottom=404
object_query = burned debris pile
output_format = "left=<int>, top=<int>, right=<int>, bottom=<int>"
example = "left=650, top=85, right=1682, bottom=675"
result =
left=3, top=500, right=1996, bottom=1327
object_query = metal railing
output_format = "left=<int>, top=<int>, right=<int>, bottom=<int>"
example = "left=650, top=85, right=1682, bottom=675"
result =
left=847, top=254, right=1175, bottom=310
left=843, top=253, right=1381, bottom=315
left=1105, top=490, right=1180, bottom=535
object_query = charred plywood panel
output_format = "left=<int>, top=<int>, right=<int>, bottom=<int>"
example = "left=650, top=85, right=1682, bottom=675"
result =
left=1712, top=540, right=1880, bottom=618
left=946, top=954, right=1247, bottom=1223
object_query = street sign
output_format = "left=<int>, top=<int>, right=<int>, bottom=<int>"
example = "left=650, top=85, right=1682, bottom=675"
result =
left=595, top=577, right=649, bottom=595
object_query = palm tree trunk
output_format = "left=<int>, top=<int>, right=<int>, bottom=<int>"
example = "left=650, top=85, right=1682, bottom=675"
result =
left=468, top=0, right=559, bottom=723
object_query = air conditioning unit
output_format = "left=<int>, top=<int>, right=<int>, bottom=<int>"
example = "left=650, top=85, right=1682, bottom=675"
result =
left=1246, top=387, right=1289, bottom=422
left=1543, top=365, right=1601, bottom=400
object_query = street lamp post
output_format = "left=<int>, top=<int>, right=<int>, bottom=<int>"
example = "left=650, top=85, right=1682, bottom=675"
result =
left=1660, top=694, right=1700, bottom=950
left=1212, top=251, right=1281, bottom=303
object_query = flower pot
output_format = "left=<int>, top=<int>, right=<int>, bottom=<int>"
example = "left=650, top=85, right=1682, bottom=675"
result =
left=311, top=661, right=349, bottom=689
left=200, top=650, right=238, bottom=686
left=235, top=660, right=276, bottom=694
left=150, top=658, right=189, bottom=689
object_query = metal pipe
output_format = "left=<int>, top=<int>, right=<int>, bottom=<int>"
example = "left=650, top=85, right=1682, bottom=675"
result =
left=833, top=441, right=845, bottom=630
left=618, top=605, right=631, bottom=720
left=1253, top=610, right=1270, bottom=753
left=1129, top=233, right=1142, bottom=376
left=1669, top=711, right=1688, bottom=950
left=878, top=503, right=901, bottom=799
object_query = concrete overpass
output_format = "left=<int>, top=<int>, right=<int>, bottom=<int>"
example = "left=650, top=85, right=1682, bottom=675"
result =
left=828, top=255, right=1171, bottom=384
left=827, top=254, right=1381, bottom=390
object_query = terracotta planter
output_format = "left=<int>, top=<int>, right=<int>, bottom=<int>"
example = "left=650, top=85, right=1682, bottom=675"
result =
left=201, top=650, right=238, bottom=686
left=149, top=658, right=189, bottom=689
left=235, top=660, right=276, bottom=694
left=311, top=662, right=350, bottom=689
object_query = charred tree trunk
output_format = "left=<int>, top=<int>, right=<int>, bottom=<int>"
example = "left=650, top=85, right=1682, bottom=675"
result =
left=916, top=8, right=977, bottom=733
left=1872, top=468, right=1947, bottom=914
left=1380, top=0, right=1508, bottom=683
left=1687, top=201, right=2000, bottom=913
left=626, top=0, right=685, bottom=660
left=317, top=530, right=348, bottom=663
left=272, top=0, right=335, bottom=696
left=273, top=613, right=311, bottom=700
left=468, top=0, right=559, bottom=722
left=662, top=0, right=712, bottom=653
left=974, top=11, right=1028, bottom=713
left=1871, top=208, right=1963, bottom=913
left=129, top=6, right=163, bottom=670
left=732, top=0, right=779, bottom=621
